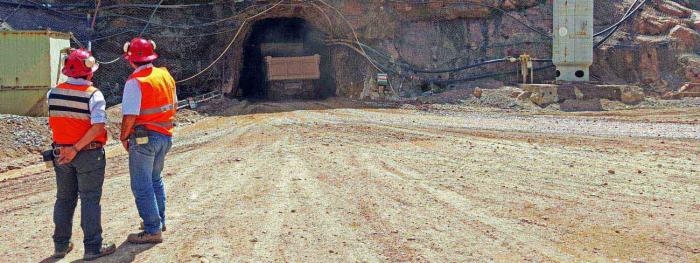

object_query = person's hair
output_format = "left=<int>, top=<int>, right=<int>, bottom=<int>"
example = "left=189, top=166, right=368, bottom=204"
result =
left=132, top=61, right=152, bottom=67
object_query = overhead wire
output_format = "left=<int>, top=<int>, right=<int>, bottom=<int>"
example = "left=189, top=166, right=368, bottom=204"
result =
left=313, top=0, right=384, bottom=73
left=176, top=0, right=285, bottom=83
left=0, top=0, right=23, bottom=23
left=594, top=0, right=648, bottom=48
left=385, top=0, right=552, bottom=39
left=88, top=3, right=269, bottom=40
left=53, top=0, right=646, bottom=87
left=139, top=0, right=164, bottom=37
left=594, top=0, right=649, bottom=38
left=23, top=0, right=84, bottom=19
left=96, top=56, right=121, bottom=65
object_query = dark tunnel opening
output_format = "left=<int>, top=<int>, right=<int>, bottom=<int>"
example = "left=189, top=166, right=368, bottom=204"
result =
left=237, top=18, right=336, bottom=101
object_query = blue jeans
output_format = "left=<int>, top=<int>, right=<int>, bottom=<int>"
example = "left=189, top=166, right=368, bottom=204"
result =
left=128, top=131, right=172, bottom=234
left=53, top=148, right=106, bottom=254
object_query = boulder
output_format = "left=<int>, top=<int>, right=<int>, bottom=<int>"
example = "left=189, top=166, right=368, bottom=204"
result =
left=661, top=91, right=681, bottom=100
left=678, top=83, right=700, bottom=97
left=634, top=14, right=679, bottom=35
left=522, top=84, right=558, bottom=106
left=473, top=87, right=483, bottom=99
left=666, top=83, right=700, bottom=98
left=501, top=0, right=539, bottom=10
left=669, top=25, right=700, bottom=50
left=656, top=0, right=692, bottom=18
left=679, top=82, right=700, bottom=93
left=619, top=86, right=645, bottom=105
left=678, top=54, right=700, bottom=82
left=517, top=91, right=532, bottom=101
left=511, top=91, right=523, bottom=98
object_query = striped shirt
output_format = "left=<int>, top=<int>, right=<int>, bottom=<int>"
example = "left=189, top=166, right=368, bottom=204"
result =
left=47, top=78, right=107, bottom=124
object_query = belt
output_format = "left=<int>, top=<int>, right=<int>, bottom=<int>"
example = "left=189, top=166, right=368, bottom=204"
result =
left=53, top=142, right=103, bottom=151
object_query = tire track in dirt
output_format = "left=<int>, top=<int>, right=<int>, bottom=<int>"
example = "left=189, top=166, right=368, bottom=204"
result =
left=296, top=121, right=513, bottom=262
left=273, top=119, right=383, bottom=262
left=341, top=116, right=699, bottom=261
left=1, top=107, right=699, bottom=262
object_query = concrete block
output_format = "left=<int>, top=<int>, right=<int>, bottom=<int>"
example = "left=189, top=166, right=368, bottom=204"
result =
left=520, top=84, right=559, bottom=106
left=560, top=99, right=603, bottom=112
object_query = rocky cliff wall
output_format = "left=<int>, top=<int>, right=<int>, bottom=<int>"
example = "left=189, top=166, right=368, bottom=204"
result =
left=2, top=0, right=699, bottom=102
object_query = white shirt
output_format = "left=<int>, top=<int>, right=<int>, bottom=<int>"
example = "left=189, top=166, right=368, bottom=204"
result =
left=47, top=77, right=107, bottom=124
left=121, top=64, right=153, bottom=116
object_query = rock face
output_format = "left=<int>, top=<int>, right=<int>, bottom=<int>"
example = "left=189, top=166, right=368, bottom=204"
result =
left=656, top=0, right=693, bottom=18
left=678, top=54, right=700, bottom=83
left=634, top=14, right=680, bottom=35
left=2, top=0, right=699, bottom=101
left=669, top=25, right=700, bottom=50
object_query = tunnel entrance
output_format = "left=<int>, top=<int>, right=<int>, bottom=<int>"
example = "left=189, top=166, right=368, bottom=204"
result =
left=237, top=18, right=335, bottom=101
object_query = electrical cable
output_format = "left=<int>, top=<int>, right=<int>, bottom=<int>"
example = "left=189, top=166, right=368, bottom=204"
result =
left=88, top=3, right=268, bottom=36
left=70, top=33, right=84, bottom=48
left=23, top=0, right=84, bottom=19
left=594, top=0, right=648, bottom=37
left=312, top=0, right=399, bottom=94
left=407, top=58, right=509, bottom=74
left=96, top=56, right=121, bottom=65
left=313, top=0, right=384, bottom=73
left=90, top=0, right=101, bottom=29
left=99, top=1, right=238, bottom=10
left=385, top=0, right=552, bottom=39
left=594, top=0, right=647, bottom=48
left=328, top=39, right=554, bottom=85
left=139, top=0, right=164, bottom=37
left=83, top=0, right=553, bottom=86
left=328, top=38, right=536, bottom=75
left=1, top=0, right=23, bottom=23
left=433, top=64, right=555, bottom=84
left=176, top=0, right=285, bottom=83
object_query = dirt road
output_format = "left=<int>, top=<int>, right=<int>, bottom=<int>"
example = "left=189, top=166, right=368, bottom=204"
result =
left=1, top=104, right=699, bottom=262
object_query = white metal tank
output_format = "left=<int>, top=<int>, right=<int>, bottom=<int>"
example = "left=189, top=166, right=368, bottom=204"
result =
left=553, top=0, right=594, bottom=82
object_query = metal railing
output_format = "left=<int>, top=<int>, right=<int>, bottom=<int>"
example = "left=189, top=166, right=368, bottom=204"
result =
left=177, top=90, right=223, bottom=110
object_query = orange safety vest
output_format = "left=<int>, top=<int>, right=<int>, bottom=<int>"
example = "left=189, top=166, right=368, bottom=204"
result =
left=128, top=67, right=177, bottom=136
left=48, top=83, right=107, bottom=145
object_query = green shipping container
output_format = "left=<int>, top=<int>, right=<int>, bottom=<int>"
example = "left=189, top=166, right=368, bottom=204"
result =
left=0, top=30, right=71, bottom=116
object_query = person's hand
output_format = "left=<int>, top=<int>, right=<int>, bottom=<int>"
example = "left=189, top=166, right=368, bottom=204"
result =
left=57, top=146, right=78, bottom=165
left=122, top=140, right=129, bottom=152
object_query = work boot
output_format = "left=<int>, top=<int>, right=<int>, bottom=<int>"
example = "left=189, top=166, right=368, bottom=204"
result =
left=140, top=221, right=166, bottom=232
left=52, top=242, right=74, bottom=258
left=83, top=242, right=116, bottom=261
left=127, top=231, right=163, bottom=244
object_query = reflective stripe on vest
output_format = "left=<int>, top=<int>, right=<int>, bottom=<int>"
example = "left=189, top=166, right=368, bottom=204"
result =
left=140, top=104, right=174, bottom=115
left=139, top=121, right=174, bottom=129
left=128, top=67, right=177, bottom=136
left=48, top=86, right=96, bottom=120
left=48, top=83, right=107, bottom=145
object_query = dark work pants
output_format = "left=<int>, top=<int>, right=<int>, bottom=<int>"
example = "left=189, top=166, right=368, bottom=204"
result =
left=52, top=148, right=106, bottom=254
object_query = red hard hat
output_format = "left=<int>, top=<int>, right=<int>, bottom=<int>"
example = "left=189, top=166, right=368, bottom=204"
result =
left=123, top=38, right=158, bottom=63
left=62, top=48, right=98, bottom=78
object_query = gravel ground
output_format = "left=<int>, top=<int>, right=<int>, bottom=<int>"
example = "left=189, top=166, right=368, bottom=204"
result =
left=0, top=115, right=50, bottom=173
left=0, top=100, right=698, bottom=262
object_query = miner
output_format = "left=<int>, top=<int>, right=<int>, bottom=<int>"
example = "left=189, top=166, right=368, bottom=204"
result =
left=48, top=48, right=116, bottom=260
left=120, top=37, right=177, bottom=244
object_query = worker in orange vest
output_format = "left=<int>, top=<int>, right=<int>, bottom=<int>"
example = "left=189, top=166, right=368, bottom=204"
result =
left=48, top=48, right=116, bottom=260
left=119, top=37, right=177, bottom=244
